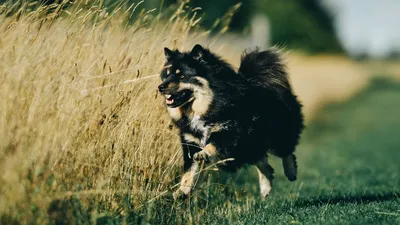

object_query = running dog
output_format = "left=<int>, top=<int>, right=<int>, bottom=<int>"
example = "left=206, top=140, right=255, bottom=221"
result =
left=158, top=44, right=304, bottom=199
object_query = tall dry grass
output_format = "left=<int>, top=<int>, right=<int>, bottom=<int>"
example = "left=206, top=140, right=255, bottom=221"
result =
left=0, top=1, right=208, bottom=222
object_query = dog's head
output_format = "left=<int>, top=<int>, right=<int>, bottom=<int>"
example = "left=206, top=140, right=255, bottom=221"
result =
left=158, top=44, right=211, bottom=108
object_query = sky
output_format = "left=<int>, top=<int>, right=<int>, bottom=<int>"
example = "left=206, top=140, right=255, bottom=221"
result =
left=323, top=0, right=400, bottom=58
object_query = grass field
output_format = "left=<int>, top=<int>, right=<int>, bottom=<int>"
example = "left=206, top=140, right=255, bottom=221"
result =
left=123, top=77, right=400, bottom=225
left=1, top=2, right=400, bottom=224
left=34, top=76, right=400, bottom=225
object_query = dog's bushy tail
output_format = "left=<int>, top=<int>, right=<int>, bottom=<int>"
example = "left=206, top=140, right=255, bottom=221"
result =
left=238, top=48, right=291, bottom=91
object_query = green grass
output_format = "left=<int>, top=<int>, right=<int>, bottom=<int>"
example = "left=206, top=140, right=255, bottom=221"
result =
left=135, top=77, right=400, bottom=225
left=19, top=78, right=400, bottom=225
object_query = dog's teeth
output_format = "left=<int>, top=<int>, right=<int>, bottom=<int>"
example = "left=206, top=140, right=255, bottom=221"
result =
left=165, top=95, right=171, bottom=98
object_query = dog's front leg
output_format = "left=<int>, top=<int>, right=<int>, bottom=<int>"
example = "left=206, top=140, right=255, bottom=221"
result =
left=174, top=138, right=203, bottom=199
left=193, top=128, right=234, bottom=165
left=193, top=143, right=217, bottom=163
left=173, top=162, right=201, bottom=199
left=173, top=144, right=217, bottom=199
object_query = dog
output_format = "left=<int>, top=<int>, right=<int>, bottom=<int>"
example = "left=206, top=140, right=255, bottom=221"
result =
left=158, top=44, right=304, bottom=199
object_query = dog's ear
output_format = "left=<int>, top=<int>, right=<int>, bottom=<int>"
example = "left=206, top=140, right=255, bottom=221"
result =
left=190, top=44, right=205, bottom=61
left=164, top=47, right=173, bottom=60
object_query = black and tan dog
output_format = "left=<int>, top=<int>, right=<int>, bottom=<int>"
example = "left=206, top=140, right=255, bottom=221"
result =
left=158, top=44, right=304, bottom=199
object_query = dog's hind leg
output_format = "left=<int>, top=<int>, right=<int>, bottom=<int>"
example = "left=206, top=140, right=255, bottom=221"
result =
left=282, top=154, right=297, bottom=181
left=256, top=157, right=274, bottom=198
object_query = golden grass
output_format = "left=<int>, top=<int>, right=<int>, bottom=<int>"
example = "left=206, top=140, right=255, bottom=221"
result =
left=0, top=1, right=204, bottom=221
left=1, top=1, right=396, bottom=223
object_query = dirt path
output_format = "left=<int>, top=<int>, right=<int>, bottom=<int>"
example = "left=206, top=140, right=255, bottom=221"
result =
left=287, top=54, right=369, bottom=122
left=288, top=54, right=400, bottom=122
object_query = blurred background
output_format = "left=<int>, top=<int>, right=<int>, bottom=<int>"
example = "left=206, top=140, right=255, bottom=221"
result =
left=3, top=0, right=399, bottom=57
left=115, top=0, right=400, bottom=58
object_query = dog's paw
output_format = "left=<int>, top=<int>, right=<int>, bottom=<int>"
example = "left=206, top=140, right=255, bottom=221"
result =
left=173, top=190, right=187, bottom=200
left=260, top=184, right=272, bottom=199
left=173, top=186, right=191, bottom=200
left=193, top=150, right=209, bottom=162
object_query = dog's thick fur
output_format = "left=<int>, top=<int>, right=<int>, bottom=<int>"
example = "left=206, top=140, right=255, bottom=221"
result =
left=158, top=44, right=304, bottom=198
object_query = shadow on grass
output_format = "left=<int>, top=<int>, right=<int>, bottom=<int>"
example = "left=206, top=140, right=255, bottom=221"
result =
left=47, top=198, right=91, bottom=225
left=295, top=192, right=400, bottom=208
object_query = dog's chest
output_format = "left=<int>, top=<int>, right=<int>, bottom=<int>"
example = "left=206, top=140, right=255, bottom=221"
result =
left=190, top=115, right=207, bottom=131
left=168, top=107, right=210, bottom=146
left=189, top=115, right=209, bottom=145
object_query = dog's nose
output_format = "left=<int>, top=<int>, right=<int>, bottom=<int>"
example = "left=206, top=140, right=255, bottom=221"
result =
left=158, top=84, right=166, bottom=92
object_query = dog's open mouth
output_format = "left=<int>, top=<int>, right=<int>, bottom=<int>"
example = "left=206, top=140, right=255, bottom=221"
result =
left=164, top=90, right=193, bottom=108
left=165, top=94, right=174, bottom=105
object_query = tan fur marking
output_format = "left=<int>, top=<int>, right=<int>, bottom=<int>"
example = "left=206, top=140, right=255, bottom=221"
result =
left=256, top=157, right=274, bottom=198
left=179, top=163, right=200, bottom=195
left=177, top=77, right=213, bottom=117
left=176, top=69, right=181, bottom=74
left=167, top=107, right=182, bottom=121
left=192, top=77, right=213, bottom=116
left=203, top=143, right=217, bottom=156
left=162, top=64, right=172, bottom=69
left=210, top=123, right=224, bottom=133
left=178, top=83, right=198, bottom=91
left=183, top=133, right=201, bottom=145
left=256, top=167, right=272, bottom=198
left=193, top=143, right=218, bottom=164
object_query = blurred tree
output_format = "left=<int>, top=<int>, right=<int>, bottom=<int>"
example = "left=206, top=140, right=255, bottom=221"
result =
left=179, top=0, right=343, bottom=53
left=256, top=0, right=343, bottom=53
left=187, top=0, right=251, bottom=32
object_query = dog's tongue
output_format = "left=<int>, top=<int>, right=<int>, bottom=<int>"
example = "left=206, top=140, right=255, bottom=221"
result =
left=165, top=95, right=174, bottom=105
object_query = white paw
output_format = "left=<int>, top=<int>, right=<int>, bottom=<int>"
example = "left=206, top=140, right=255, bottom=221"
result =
left=180, top=183, right=192, bottom=195
left=173, top=182, right=193, bottom=200
left=260, top=182, right=272, bottom=198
